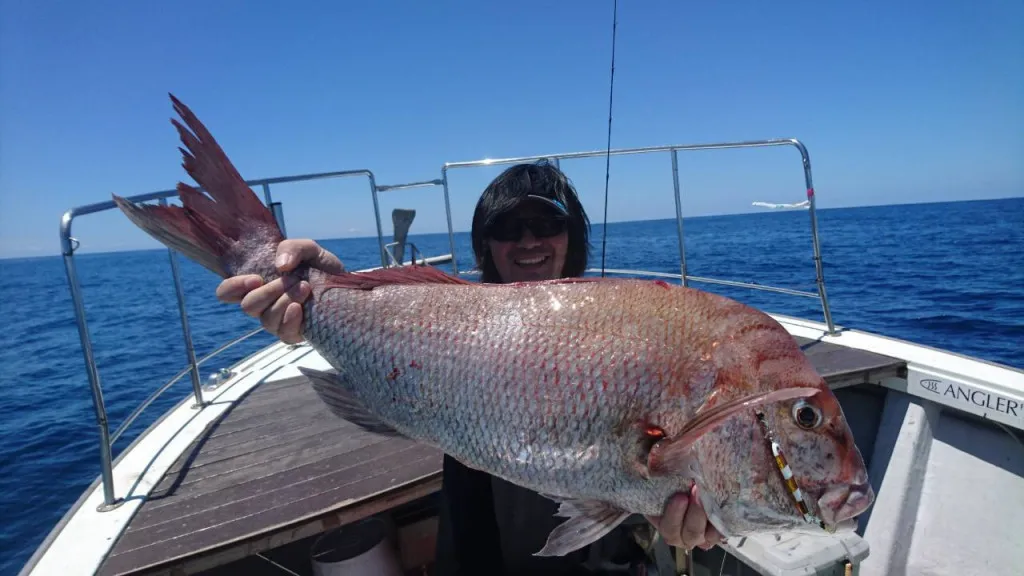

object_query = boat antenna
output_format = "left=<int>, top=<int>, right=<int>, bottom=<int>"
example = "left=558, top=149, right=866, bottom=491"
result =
left=599, top=0, right=618, bottom=277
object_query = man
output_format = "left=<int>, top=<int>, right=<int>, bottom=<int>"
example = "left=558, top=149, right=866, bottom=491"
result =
left=215, top=161, right=723, bottom=574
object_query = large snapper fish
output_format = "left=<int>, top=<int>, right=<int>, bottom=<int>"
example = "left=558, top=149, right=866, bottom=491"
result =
left=113, top=95, right=874, bottom=556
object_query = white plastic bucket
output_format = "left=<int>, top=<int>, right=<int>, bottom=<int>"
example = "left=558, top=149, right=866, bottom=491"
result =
left=310, top=516, right=404, bottom=576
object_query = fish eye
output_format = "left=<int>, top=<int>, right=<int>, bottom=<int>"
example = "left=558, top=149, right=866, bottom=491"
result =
left=792, top=400, right=823, bottom=429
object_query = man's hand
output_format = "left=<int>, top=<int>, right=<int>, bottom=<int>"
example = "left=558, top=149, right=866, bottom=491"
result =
left=215, top=239, right=345, bottom=344
left=646, top=484, right=724, bottom=551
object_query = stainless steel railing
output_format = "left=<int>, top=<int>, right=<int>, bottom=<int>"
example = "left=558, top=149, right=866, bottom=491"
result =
left=60, top=168, right=388, bottom=509
left=61, top=137, right=836, bottom=511
left=438, top=138, right=836, bottom=334
left=374, top=178, right=454, bottom=269
left=108, top=327, right=265, bottom=447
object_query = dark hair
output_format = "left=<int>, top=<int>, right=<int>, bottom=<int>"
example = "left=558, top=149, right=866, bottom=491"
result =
left=471, top=160, right=591, bottom=283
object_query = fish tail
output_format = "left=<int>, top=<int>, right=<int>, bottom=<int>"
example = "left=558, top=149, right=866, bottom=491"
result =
left=112, top=94, right=284, bottom=281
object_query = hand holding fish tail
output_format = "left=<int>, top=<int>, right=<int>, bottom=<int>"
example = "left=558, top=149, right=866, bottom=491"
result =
left=215, top=239, right=345, bottom=344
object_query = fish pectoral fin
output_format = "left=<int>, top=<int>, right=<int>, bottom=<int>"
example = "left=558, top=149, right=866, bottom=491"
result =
left=647, top=386, right=820, bottom=476
left=299, top=367, right=404, bottom=437
left=534, top=499, right=632, bottom=557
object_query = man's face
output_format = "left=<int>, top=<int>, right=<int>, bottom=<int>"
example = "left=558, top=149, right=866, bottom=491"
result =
left=486, top=202, right=569, bottom=283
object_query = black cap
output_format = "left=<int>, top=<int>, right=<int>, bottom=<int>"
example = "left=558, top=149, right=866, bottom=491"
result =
left=523, top=194, right=569, bottom=216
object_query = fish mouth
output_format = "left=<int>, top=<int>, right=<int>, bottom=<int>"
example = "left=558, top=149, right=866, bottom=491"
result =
left=816, top=481, right=874, bottom=527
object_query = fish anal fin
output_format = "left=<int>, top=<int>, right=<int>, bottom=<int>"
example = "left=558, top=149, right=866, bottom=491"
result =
left=299, top=366, right=404, bottom=437
left=534, top=499, right=632, bottom=557
left=647, top=386, right=819, bottom=476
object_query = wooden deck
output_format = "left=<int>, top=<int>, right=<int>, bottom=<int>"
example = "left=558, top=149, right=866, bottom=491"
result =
left=97, top=374, right=443, bottom=576
left=793, top=335, right=906, bottom=388
left=96, top=336, right=904, bottom=575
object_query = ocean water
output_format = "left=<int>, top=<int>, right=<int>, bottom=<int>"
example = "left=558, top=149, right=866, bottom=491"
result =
left=1, top=197, right=1022, bottom=574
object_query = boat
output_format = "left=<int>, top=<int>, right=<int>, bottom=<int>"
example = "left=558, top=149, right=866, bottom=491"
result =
left=19, top=139, right=1024, bottom=576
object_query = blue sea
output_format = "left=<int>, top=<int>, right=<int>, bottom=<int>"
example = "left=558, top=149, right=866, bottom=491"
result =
left=1, top=197, right=1022, bottom=575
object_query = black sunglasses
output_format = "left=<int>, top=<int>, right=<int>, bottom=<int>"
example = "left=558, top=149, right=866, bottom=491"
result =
left=487, top=216, right=567, bottom=242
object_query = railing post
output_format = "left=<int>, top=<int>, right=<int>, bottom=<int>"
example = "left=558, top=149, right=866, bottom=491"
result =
left=670, top=150, right=689, bottom=287
left=440, top=168, right=460, bottom=274
left=270, top=202, right=287, bottom=238
left=60, top=211, right=121, bottom=511
left=262, top=183, right=288, bottom=237
left=160, top=199, right=205, bottom=408
left=367, top=174, right=388, bottom=268
left=793, top=142, right=837, bottom=335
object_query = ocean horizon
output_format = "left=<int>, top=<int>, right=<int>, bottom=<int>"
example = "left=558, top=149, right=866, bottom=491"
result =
left=2, top=195, right=1020, bottom=262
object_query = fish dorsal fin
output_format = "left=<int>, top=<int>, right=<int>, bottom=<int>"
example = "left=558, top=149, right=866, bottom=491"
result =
left=319, top=265, right=474, bottom=291
left=317, top=268, right=633, bottom=292
left=535, top=499, right=632, bottom=557
left=510, top=277, right=606, bottom=286
left=647, top=387, right=820, bottom=476
left=299, top=366, right=404, bottom=437
left=504, top=276, right=657, bottom=288
left=315, top=268, right=670, bottom=295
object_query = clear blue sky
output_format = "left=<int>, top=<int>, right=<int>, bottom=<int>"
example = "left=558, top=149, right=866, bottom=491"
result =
left=1, top=0, right=1021, bottom=258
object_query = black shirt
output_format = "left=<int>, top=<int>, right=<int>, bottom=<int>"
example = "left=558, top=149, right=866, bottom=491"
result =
left=434, top=455, right=645, bottom=576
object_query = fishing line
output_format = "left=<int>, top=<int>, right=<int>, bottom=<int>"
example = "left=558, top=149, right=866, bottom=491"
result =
left=599, top=0, right=618, bottom=277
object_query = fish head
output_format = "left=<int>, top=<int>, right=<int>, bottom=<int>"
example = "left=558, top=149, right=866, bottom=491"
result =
left=674, top=304, right=875, bottom=536
left=723, top=309, right=875, bottom=533
left=757, top=376, right=875, bottom=531
left=683, top=385, right=874, bottom=539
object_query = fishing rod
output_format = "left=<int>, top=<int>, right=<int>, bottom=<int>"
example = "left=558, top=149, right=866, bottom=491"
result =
left=599, top=0, right=618, bottom=278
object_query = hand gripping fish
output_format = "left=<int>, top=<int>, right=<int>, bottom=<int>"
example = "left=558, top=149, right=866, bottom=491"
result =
left=113, top=95, right=874, bottom=557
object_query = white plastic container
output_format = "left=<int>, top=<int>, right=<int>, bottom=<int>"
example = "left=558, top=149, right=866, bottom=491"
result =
left=723, top=531, right=869, bottom=576
left=310, top=516, right=404, bottom=576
